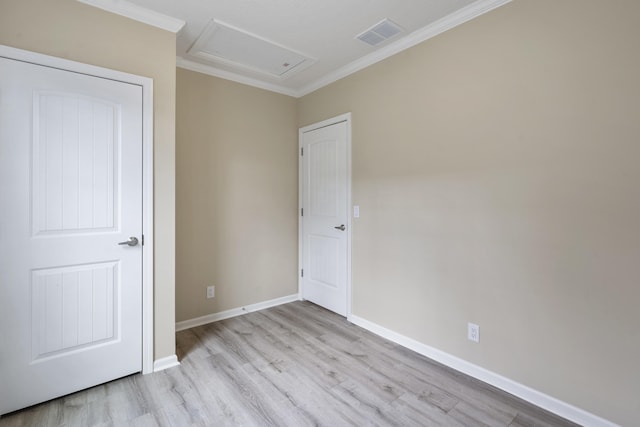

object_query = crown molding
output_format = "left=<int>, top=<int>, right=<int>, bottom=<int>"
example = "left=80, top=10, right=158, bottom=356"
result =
left=175, top=0, right=511, bottom=98
left=176, top=57, right=299, bottom=98
left=297, top=0, right=512, bottom=96
left=77, top=0, right=185, bottom=33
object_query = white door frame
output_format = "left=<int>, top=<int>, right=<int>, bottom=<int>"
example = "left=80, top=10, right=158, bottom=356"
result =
left=298, top=112, right=352, bottom=319
left=0, top=45, right=155, bottom=374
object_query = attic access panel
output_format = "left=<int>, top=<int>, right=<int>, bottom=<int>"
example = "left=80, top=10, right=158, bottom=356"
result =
left=188, top=20, right=316, bottom=79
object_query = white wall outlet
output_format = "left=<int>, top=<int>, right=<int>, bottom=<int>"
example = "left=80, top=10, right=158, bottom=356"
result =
left=207, top=285, right=215, bottom=299
left=353, top=205, right=360, bottom=218
left=468, top=322, right=480, bottom=343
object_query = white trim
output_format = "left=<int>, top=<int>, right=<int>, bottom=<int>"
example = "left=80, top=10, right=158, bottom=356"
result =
left=348, top=314, right=619, bottom=427
left=298, top=133, right=304, bottom=303
left=0, top=44, right=155, bottom=376
left=298, top=0, right=512, bottom=96
left=177, top=57, right=299, bottom=98
left=298, top=113, right=353, bottom=318
left=141, top=78, right=154, bottom=375
left=76, top=0, right=185, bottom=33
left=175, top=294, right=300, bottom=332
left=153, top=355, right=180, bottom=372
left=345, top=118, right=353, bottom=319
left=175, top=0, right=510, bottom=98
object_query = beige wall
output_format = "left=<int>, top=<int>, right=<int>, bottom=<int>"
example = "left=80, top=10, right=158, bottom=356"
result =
left=299, top=0, right=639, bottom=425
left=7, top=0, right=636, bottom=423
left=175, top=68, right=298, bottom=322
left=0, top=0, right=177, bottom=359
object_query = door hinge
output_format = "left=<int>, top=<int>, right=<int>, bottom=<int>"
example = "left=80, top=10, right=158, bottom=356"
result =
left=301, top=147, right=304, bottom=156
left=301, top=269, right=304, bottom=277
left=141, top=234, right=144, bottom=246
left=301, top=207, right=304, bottom=216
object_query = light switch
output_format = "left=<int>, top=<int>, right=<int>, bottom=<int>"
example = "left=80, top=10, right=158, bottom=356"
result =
left=353, top=205, right=360, bottom=218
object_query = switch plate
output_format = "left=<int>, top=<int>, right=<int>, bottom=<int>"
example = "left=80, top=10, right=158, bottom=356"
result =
left=353, top=205, right=360, bottom=218
left=468, top=323, right=480, bottom=343
left=207, top=286, right=215, bottom=299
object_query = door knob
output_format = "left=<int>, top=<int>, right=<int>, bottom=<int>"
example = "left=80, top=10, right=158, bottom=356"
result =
left=334, top=224, right=346, bottom=231
left=118, top=236, right=139, bottom=247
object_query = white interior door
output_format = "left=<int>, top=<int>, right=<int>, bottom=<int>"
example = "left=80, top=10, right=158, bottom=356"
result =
left=0, top=56, right=143, bottom=414
left=299, top=116, right=350, bottom=316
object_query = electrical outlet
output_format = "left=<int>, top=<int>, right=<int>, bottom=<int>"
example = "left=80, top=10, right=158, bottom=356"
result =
left=468, top=323, right=480, bottom=343
left=207, top=285, right=215, bottom=299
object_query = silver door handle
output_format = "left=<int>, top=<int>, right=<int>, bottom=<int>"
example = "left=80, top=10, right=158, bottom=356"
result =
left=118, top=237, right=139, bottom=247
left=334, top=224, right=346, bottom=231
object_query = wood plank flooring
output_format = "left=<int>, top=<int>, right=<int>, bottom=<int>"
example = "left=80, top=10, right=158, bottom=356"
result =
left=0, top=301, right=579, bottom=427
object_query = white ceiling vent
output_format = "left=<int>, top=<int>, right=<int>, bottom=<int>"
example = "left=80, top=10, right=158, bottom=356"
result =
left=188, top=20, right=316, bottom=79
left=356, top=18, right=404, bottom=47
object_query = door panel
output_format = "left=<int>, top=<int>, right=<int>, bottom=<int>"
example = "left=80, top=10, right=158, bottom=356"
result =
left=309, top=139, right=338, bottom=217
left=34, top=93, right=118, bottom=234
left=300, top=121, right=348, bottom=316
left=0, top=56, right=143, bottom=414
left=31, top=262, right=118, bottom=360
left=308, top=235, right=339, bottom=288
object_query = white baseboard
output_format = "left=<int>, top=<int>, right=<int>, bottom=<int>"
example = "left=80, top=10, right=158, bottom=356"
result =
left=348, top=314, right=618, bottom=427
left=175, top=294, right=300, bottom=332
left=153, top=354, right=180, bottom=372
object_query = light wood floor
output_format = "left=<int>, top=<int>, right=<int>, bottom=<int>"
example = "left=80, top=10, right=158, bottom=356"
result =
left=0, top=301, right=579, bottom=427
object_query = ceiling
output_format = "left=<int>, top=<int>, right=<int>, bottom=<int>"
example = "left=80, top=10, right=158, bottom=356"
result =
left=78, top=0, right=510, bottom=97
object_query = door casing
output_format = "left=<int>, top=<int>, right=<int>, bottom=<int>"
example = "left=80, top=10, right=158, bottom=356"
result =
left=0, top=44, right=155, bottom=374
left=298, top=112, right=352, bottom=319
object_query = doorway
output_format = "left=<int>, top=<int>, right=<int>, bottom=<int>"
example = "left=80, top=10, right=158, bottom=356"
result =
left=298, top=113, right=352, bottom=317
left=0, top=45, right=154, bottom=414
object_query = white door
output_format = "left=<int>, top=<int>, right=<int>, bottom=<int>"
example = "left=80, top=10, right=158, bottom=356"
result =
left=299, top=116, right=351, bottom=316
left=0, top=56, right=143, bottom=414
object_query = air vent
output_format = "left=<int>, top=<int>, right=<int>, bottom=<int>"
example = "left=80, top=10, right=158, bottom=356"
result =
left=356, top=18, right=404, bottom=47
left=188, top=20, right=316, bottom=79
